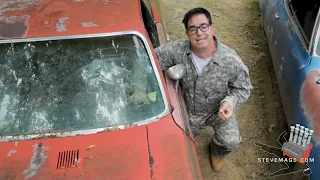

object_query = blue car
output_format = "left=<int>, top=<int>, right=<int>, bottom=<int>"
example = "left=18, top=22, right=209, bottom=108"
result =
left=259, top=0, right=320, bottom=179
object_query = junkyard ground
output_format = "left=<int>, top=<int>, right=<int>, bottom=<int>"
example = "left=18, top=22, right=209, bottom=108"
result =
left=162, top=0, right=304, bottom=179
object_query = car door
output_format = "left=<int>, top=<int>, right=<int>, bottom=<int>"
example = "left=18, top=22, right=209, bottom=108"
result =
left=140, top=0, right=192, bottom=135
left=143, top=0, right=167, bottom=45
left=264, top=0, right=312, bottom=125
left=141, top=0, right=167, bottom=47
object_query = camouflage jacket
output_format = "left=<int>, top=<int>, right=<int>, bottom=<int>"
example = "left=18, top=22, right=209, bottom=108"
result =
left=155, top=37, right=253, bottom=121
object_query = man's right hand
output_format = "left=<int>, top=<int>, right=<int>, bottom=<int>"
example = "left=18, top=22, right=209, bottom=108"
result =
left=130, top=87, right=150, bottom=104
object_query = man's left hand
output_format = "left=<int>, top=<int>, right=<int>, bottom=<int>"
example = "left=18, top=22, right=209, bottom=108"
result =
left=218, top=102, right=233, bottom=120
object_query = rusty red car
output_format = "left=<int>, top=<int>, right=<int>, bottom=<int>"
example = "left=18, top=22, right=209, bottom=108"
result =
left=0, top=0, right=202, bottom=179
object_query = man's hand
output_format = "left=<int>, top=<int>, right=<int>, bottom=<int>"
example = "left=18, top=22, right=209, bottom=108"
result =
left=130, top=87, right=150, bottom=104
left=218, top=102, right=233, bottom=120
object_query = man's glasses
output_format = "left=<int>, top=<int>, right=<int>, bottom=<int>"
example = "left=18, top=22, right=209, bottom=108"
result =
left=187, top=23, right=210, bottom=35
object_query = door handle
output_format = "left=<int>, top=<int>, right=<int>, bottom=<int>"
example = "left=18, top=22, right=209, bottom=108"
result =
left=275, top=12, right=280, bottom=20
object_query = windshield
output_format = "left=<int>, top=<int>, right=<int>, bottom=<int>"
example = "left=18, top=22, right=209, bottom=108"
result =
left=0, top=34, right=165, bottom=136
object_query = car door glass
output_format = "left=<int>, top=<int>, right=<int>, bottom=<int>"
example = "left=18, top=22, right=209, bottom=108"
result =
left=140, top=0, right=160, bottom=47
left=289, top=1, right=319, bottom=45
left=142, top=0, right=153, bottom=16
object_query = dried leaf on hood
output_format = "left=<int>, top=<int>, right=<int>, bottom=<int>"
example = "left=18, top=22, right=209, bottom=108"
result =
left=87, top=145, right=95, bottom=150
left=85, top=156, right=94, bottom=160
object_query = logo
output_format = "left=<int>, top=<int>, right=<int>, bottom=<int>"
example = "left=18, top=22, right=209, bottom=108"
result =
left=282, top=124, right=314, bottom=163
left=255, top=124, right=314, bottom=178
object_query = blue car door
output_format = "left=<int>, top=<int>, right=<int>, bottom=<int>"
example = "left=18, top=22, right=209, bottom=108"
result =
left=264, top=0, right=311, bottom=125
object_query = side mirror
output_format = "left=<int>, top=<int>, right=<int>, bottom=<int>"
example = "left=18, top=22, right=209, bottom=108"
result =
left=166, top=64, right=186, bottom=80
left=165, top=64, right=186, bottom=92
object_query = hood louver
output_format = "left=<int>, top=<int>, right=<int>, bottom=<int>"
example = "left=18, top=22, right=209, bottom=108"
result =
left=56, top=150, right=79, bottom=169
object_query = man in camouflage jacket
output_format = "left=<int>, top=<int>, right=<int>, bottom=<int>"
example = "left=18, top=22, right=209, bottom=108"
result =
left=132, top=7, right=252, bottom=172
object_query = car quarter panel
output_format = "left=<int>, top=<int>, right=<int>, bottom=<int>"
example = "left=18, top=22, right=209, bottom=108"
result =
left=261, top=0, right=312, bottom=125
left=147, top=115, right=202, bottom=180
left=260, top=1, right=320, bottom=179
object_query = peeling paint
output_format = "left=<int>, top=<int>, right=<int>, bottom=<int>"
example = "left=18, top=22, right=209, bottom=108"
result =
left=149, top=148, right=154, bottom=178
left=284, top=20, right=292, bottom=40
left=147, top=127, right=154, bottom=178
left=56, top=17, right=69, bottom=32
left=0, top=0, right=43, bottom=15
left=0, top=15, right=30, bottom=39
left=7, top=150, right=17, bottom=157
left=1, top=123, right=139, bottom=142
left=292, top=49, right=297, bottom=58
left=101, top=123, right=138, bottom=132
left=72, top=0, right=84, bottom=2
left=82, top=22, right=98, bottom=27
left=23, top=143, right=48, bottom=179
left=44, top=21, right=48, bottom=25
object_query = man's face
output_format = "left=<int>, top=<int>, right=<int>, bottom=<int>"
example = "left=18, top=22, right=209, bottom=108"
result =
left=185, top=14, right=214, bottom=49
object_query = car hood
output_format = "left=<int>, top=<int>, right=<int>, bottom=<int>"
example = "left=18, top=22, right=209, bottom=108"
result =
left=0, top=124, right=151, bottom=179
left=0, top=115, right=200, bottom=180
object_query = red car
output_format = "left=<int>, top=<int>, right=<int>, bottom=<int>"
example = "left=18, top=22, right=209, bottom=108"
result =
left=0, top=0, right=202, bottom=179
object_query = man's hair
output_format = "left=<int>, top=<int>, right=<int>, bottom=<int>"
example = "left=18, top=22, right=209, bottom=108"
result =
left=182, top=7, right=212, bottom=30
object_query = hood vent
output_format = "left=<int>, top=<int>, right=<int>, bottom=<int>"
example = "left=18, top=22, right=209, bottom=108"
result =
left=56, top=150, right=79, bottom=169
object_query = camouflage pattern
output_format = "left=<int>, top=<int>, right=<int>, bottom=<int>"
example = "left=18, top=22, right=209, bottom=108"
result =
left=155, top=36, right=252, bottom=158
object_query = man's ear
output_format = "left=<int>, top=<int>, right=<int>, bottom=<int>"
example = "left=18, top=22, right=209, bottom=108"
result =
left=185, top=30, right=188, bottom=36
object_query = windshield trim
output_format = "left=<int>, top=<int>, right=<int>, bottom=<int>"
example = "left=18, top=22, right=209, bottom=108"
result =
left=311, top=8, right=320, bottom=57
left=0, top=31, right=170, bottom=142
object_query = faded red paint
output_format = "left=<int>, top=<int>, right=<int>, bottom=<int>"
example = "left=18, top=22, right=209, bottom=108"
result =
left=301, top=69, right=320, bottom=141
left=0, top=125, right=150, bottom=179
left=0, top=0, right=145, bottom=38
left=147, top=116, right=202, bottom=179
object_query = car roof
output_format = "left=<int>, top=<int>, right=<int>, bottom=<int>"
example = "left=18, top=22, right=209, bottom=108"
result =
left=0, top=0, right=146, bottom=39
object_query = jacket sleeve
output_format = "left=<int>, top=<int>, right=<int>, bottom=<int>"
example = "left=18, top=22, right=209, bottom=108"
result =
left=221, top=59, right=253, bottom=110
left=155, top=43, right=176, bottom=70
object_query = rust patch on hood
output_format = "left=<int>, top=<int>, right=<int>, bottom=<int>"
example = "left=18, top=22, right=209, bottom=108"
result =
left=23, top=142, right=48, bottom=179
left=0, top=15, right=30, bottom=39
left=7, top=150, right=17, bottom=157
left=0, top=0, right=43, bottom=39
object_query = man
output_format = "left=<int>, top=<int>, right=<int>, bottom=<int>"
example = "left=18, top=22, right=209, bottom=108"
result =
left=132, top=7, right=252, bottom=172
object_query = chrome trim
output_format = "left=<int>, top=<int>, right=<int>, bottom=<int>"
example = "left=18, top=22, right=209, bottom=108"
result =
left=311, top=9, right=320, bottom=57
left=0, top=31, right=170, bottom=142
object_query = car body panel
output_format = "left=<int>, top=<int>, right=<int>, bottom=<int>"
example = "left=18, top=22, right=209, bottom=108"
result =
left=0, top=115, right=201, bottom=179
left=0, top=0, right=203, bottom=179
left=147, top=115, right=201, bottom=180
left=259, top=0, right=320, bottom=178
left=0, top=125, right=150, bottom=179
left=0, top=0, right=145, bottom=39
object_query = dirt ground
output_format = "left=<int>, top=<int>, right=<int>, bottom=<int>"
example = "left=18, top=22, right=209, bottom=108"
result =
left=161, top=0, right=299, bottom=179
